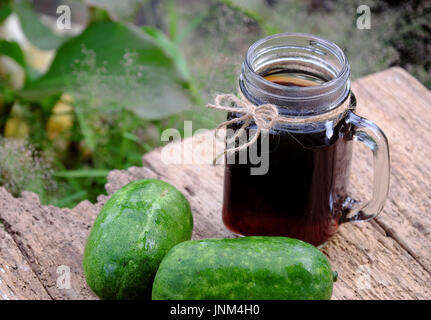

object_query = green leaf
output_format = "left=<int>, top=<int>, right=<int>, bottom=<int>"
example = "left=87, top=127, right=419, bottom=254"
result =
left=0, top=40, right=26, bottom=68
left=0, top=40, right=41, bottom=84
left=75, top=108, right=96, bottom=151
left=20, top=21, right=194, bottom=119
left=0, top=2, right=12, bottom=23
left=12, top=0, right=65, bottom=50
left=122, top=131, right=141, bottom=144
left=54, top=169, right=110, bottom=178
left=142, top=26, right=191, bottom=82
left=167, top=0, right=177, bottom=41
left=85, top=0, right=147, bottom=21
left=175, top=10, right=206, bottom=44
left=142, top=26, right=202, bottom=104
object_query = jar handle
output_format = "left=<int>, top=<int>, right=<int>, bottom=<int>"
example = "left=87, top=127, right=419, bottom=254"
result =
left=341, top=112, right=390, bottom=222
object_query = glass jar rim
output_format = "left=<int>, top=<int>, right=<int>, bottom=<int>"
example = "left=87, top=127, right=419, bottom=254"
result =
left=242, top=32, right=350, bottom=105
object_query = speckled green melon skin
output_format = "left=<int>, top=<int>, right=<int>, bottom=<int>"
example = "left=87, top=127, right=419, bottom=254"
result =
left=152, top=237, right=334, bottom=300
left=83, top=179, right=193, bottom=300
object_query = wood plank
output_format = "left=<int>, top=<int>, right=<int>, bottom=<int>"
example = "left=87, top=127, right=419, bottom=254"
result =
left=0, top=187, right=98, bottom=299
left=349, top=67, right=431, bottom=273
left=0, top=167, right=161, bottom=300
left=0, top=221, right=51, bottom=300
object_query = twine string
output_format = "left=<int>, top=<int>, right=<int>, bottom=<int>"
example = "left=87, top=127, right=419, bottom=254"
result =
left=207, top=92, right=352, bottom=164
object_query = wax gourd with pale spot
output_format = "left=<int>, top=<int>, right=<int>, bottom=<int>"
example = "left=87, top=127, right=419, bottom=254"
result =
left=152, top=237, right=336, bottom=300
left=83, top=179, right=193, bottom=299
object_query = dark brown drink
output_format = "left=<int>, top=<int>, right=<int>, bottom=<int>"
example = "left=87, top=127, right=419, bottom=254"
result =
left=222, top=69, right=354, bottom=246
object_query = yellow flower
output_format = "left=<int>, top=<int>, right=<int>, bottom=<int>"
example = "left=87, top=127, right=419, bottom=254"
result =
left=4, top=117, right=30, bottom=138
left=46, top=96, right=74, bottom=140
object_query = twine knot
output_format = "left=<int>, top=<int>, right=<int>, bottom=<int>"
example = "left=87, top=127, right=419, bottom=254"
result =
left=252, top=104, right=279, bottom=130
left=207, top=93, right=279, bottom=157
left=207, top=92, right=352, bottom=164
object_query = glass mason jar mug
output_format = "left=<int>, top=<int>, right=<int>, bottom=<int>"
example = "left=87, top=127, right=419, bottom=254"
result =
left=221, top=33, right=390, bottom=246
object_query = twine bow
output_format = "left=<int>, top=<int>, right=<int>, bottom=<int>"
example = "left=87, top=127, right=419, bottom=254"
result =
left=207, top=94, right=279, bottom=155
left=207, top=92, right=352, bottom=164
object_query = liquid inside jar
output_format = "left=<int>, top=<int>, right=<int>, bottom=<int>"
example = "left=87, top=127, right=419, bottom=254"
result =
left=222, top=69, right=353, bottom=246
left=262, top=69, right=326, bottom=87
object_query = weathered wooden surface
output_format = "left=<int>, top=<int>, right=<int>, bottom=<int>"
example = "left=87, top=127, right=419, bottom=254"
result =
left=0, top=224, right=51, bottom=300
left=0, top=67, right=430, bottom=299
left=350, top=68, right=431, bottom=274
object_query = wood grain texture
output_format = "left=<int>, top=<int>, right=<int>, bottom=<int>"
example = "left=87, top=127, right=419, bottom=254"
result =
left=350, top=67, right=431, bottom=273
left=0, top=67, right=429, bottom=300
left=0, top=222, right=51, bottom=300
left=0, top=188, right=99, bottom=299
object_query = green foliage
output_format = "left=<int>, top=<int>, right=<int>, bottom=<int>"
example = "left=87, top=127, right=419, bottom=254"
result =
left=0, top=39, right=39, bottom=85
left=85, top=0, right=148, bottom=21
left=0, top=1, right=12, bottom=23
left=12, top=0, right=65, bottom=50
left=54, top=169, right=111, bottom=178
left=0, top=2, right=202, bottom=207
left=0, top=40, right=25, bottom=68
left=20, top=21, right=194, bottom=119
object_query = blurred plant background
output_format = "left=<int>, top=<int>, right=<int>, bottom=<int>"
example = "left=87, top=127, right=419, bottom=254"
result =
left=0, top=0, right=429, bottom=207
